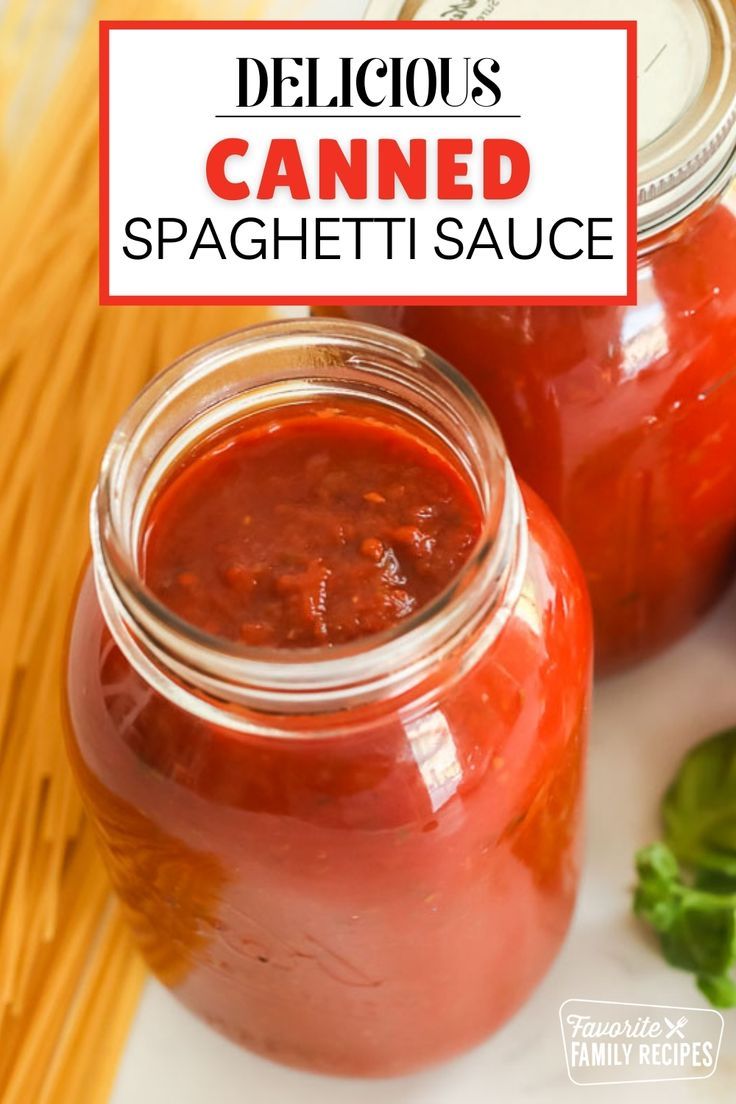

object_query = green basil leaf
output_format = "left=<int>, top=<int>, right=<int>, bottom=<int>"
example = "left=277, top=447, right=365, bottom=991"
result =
left=660, top=902, right=736, bottom=977
left=663, top=727, right=736, bottom=877
left=697, top=973, right=736, bottom=1009
left=695, top=868, right=736, bottom=894
left=636, top=841, right=679, bottom=884
left=633, top=843, right=681, bottom=932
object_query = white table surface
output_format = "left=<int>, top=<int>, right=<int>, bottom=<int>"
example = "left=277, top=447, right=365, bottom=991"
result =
left=98, top=0, right=736, bottom=1099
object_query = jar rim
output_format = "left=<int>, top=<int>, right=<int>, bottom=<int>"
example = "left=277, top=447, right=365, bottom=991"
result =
left=92, top=318, right=527, bottom=719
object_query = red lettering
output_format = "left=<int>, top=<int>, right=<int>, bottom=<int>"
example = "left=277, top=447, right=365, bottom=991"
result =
left=257, top=139, right=310, bottom=200
left=206, top=136, right=532, bottom=204
left=483, top=140, right=531, bottom=200
left=206, top=139, right=249, bottom=200
left=377, top=140, right=427, bottom=200
left=319, top=139, right=368, bottom=200
left=437, top=139, right=473, bottom=200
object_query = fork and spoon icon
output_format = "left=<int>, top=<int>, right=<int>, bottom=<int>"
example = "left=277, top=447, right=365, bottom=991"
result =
left=664, top=1016, right=688, bottom=1040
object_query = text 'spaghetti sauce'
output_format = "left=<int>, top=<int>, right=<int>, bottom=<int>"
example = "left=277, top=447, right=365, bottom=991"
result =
left=66, top=322, right=592, bottom=1076
left=337, top=0, right=736, bottom=671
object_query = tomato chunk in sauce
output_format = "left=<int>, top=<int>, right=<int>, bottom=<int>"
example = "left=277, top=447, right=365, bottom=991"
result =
left=142, top=406, right=482, bottom=648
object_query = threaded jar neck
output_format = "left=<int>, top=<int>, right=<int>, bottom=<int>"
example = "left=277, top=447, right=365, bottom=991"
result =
left=92, top=318, right=527, bottom=728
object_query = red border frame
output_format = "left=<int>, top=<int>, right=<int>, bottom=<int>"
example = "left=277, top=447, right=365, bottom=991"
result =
left=99, top=20, right=637, bottom=307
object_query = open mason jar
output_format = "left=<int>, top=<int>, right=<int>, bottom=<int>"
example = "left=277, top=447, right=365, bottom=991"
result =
left=330, top=0, right=736, bottom=672
left=66, top=319, right=591, bottom=1077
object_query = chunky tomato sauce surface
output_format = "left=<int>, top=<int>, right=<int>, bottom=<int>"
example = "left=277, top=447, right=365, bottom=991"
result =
left=142, top=406, right=481, bottom=648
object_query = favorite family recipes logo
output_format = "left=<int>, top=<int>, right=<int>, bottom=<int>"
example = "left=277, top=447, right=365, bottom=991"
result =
left=559, top=1000, right=725, bottom=1086
left=100, top=19, right=636, bottom=305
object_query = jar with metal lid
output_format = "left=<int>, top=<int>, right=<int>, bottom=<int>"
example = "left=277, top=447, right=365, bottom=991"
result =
left=333, top=0, right=736, bottom=671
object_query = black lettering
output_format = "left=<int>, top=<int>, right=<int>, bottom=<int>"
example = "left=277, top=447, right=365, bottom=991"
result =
left=306, top=56, right=338, bottom=108
left=272, top=57, right=303, bottom=109
left=589, top=217, right=614, bottom=259
left=355, top=58, right=387, bottom=108
left=315, top=218, right=341, bottom=260
left=237, top=58, right=268, bottom=108
left=189, top=218, right=226, bottom=260
left=406, top=57, right=437, bottom=108
left=273, top=217, right=308, bottom=260
left=439, top=57, right=470, bottom=109
left=435, top=217, right=464, bottom=260
left=157, top=218, right=187, bottom=259
left=343, top=217, right=365, bottom=259
left=123, top=218, right=152, bottom=259
left=468, top=218, right=503, bottom=260
left=472, top=58, right=501, bottom=106
left=231, top=218, right=266, bottom=259
left=550, top=217, right=585, bottom=260
left=509, top=217, right=543, bottom=260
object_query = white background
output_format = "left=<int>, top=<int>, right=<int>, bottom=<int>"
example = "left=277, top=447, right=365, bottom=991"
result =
left=106, top=23, right=631, bottom=300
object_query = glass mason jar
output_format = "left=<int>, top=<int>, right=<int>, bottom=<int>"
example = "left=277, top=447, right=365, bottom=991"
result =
left=66, top=319, right=592, bottom=1077
left=335, top=0, right=736, bottom=672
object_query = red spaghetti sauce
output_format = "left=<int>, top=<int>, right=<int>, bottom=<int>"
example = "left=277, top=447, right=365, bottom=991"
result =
left=142, top=407, right=481, bottom=648
left=66, top=336, right=592, bottom=1077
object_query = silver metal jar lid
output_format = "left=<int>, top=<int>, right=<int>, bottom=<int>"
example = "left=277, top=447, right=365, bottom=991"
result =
left=364, top=0, right=736, bottom=240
